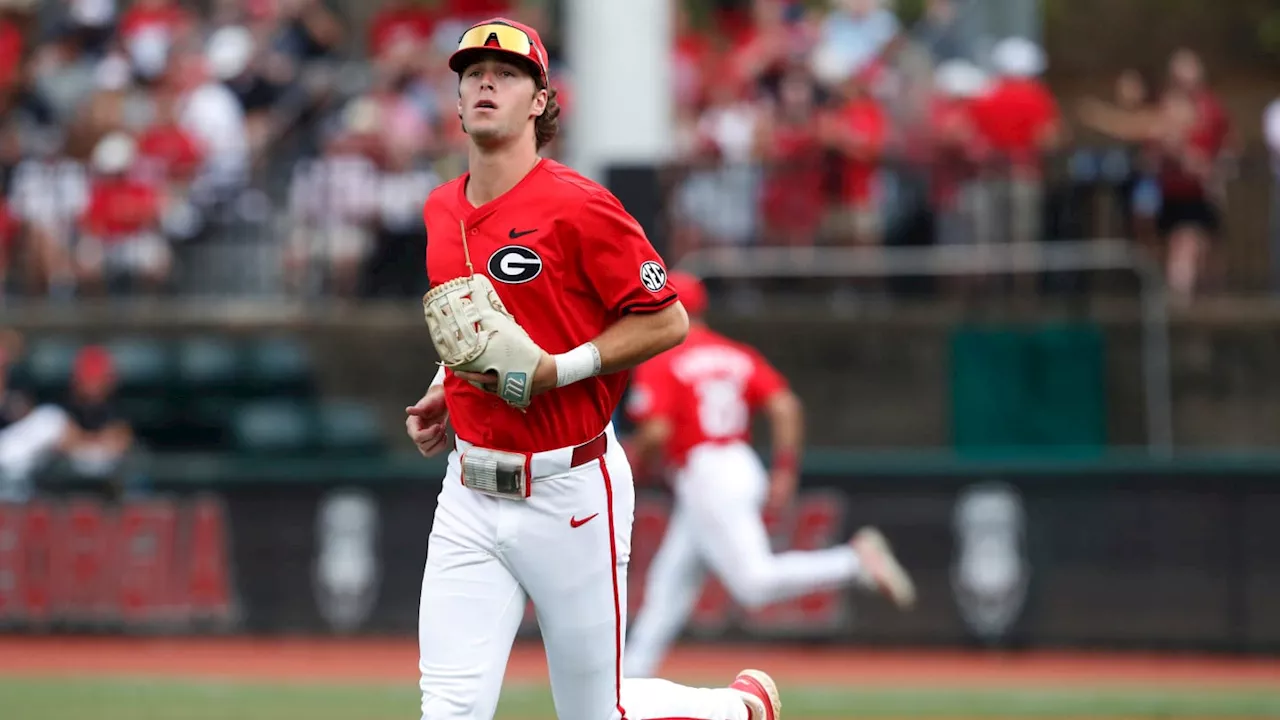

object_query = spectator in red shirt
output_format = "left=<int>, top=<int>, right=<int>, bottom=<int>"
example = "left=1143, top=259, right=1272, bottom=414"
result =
left=928, top=59, right=990, bottom=250
left=0, top=14, right=22, bottom=98
left=1153, top=90, right=1220, bottom=301
left=1079, top=85, right=1219, bottom=303
left=754, top=64, right=826, bottom=248
left=0, top=199, right=16, bottom=291
left=672, top=2, right=716, bottom=115
left=970, top=37, right=1061, bottom=263
left=1167, top=49, right=1232, bottom=164
left=77, top=133, right=170, bottom=295
left=1164, top=50, right=1234, bottom=291
left=819, top=72, right=887, bottom=247
left=136, top=89, right=207, bottom=243
left=137, top=91, right=205, bottom=184
left=730, top=0, right=814, bottom=99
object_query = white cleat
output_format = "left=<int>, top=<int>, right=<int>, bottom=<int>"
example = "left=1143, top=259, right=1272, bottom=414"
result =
left=852, top=526, right=917, bottom=609
left=729, top=669, right=781, bottom=720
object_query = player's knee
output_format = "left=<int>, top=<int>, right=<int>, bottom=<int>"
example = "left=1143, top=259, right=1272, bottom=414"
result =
left=722, top=565, right=773, bottom=610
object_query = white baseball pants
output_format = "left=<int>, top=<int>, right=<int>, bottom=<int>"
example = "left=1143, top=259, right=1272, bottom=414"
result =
left=418, top=425, right=750, bottom=720
left=624, top=442, right=864, bottom=678
left=0, top=405, right=70, bottom=501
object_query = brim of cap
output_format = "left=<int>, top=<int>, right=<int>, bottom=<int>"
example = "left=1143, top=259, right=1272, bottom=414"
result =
left=448, top=47, right=545, bottom=83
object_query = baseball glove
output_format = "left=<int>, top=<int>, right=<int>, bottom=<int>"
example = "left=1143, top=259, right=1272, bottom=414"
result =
left=422, top=274, right=544, bottom=409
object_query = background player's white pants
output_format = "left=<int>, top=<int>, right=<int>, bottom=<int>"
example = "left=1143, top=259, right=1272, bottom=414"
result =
left=0, top=405, right=70, bottom=502
left=624, top=442, right=863, bottom=678
left=418, top=425, right=749, bottom=720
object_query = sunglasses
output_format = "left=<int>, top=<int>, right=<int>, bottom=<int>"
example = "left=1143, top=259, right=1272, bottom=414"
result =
left=457, top=22, right=533, bottom=57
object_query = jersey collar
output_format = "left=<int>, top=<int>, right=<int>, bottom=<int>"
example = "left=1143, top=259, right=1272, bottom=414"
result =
left=457, top=157, right=549, bottom=225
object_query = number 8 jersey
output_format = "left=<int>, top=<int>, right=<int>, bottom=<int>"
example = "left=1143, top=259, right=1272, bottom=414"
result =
left=625, top=325, right=789, bottom=469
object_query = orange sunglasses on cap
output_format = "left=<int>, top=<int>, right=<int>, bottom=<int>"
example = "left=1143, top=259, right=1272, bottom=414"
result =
left=448, top=18, right=549, bottom=86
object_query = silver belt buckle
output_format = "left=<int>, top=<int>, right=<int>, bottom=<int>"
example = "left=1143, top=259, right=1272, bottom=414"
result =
left=460, top=447, right=528, bottom=499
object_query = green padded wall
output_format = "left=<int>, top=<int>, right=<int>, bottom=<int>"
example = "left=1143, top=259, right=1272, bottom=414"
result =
left=949, top=323, right=1107, bottom=455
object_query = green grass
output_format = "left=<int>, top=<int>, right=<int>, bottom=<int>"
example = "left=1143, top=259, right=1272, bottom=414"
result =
left=1, top=678, right=1279, bottom=720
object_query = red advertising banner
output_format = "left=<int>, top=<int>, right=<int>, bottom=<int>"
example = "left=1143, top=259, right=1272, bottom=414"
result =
left=0, top=496, right=236, bottom=629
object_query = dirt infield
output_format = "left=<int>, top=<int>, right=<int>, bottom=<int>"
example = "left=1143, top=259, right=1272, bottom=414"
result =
left=1, top=637, right=1277, bottom=689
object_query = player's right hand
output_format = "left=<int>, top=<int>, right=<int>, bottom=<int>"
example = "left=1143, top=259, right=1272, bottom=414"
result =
left=405, top=386, right=449, bottom=457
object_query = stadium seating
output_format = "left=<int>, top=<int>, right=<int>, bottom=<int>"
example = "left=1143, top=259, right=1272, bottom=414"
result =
left=177, top=336, right=243, bottom=396
left=10, top=335, right=386, bottom=457
left=243, top=336, right=314, bottom=398
left=314, top=399, right=385, bottom=456
left=103, top=337, right=174, bottom=397
left=230, top=398, right=387, bottom=456
left=22, top=337, right=80, bottom=403
left=230, top=399, right=314, bottom=455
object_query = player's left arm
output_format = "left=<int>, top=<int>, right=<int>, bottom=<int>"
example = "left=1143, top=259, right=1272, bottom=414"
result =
left=747, top=350, right=804, bottom=509
left=762, top=387, right=804, bottom=499
left=531, top=192, right=689, bottom=393
left=579, top=302, right=687, bottom=376
left=623, top=361, right=677, bottom=481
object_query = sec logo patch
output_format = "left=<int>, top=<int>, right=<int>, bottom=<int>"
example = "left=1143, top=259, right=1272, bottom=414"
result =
left=488, top=246, right=543, bottom=284
left=640, top=261, right=667, bottom=292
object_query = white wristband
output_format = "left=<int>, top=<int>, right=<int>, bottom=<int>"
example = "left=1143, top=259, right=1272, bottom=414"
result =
left=555, top=342, right=602, bottom=388
left=430, top=365, right=446, bottom=388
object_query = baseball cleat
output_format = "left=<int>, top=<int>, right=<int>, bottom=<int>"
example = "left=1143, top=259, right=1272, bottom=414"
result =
left=852, top=527, right=917, bottom=609
left=730, top=669, right=780, bottom=720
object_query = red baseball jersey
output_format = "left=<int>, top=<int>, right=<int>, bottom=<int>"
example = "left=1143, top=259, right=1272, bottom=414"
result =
left=831, top=96, right=887, bottom=206
left=81, top=179, right=161, bottom=239
left=423, top=158, right=677, bottom=453
left=970, top=77, right=1059, bottom=169
left=626, top=325, right=788, bottom=468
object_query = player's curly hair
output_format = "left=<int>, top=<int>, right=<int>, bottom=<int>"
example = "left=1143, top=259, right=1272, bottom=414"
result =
left=535, top=86, right=561, bottom=150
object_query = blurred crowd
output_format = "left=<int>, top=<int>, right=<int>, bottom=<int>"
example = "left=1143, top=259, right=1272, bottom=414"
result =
left=0, top=0, right=1263, bottom=306
left=0, top=0, right=540, bottom=301
left=664, top=0, right=1242, bottom=305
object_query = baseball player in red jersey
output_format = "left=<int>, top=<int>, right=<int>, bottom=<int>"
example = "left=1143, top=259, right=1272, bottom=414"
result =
left=404, top=18, right=783, bottom=720
left=622, top=272, right=917, bottom=679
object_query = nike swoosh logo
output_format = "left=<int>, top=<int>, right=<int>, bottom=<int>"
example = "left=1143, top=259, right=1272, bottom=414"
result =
left=569, top=513, right=599, bottom=528
left=509, top=228, right=537, bottom=239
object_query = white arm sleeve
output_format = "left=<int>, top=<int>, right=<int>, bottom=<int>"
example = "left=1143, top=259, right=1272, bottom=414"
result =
left=430, top=365, right=446, bottom=388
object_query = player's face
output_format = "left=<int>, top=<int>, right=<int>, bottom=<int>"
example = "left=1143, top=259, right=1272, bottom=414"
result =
left=458, top=57, right=547, bottom=149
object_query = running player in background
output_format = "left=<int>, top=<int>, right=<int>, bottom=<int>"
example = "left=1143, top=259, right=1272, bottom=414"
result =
left=622, top=271, right=917, bottom=679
